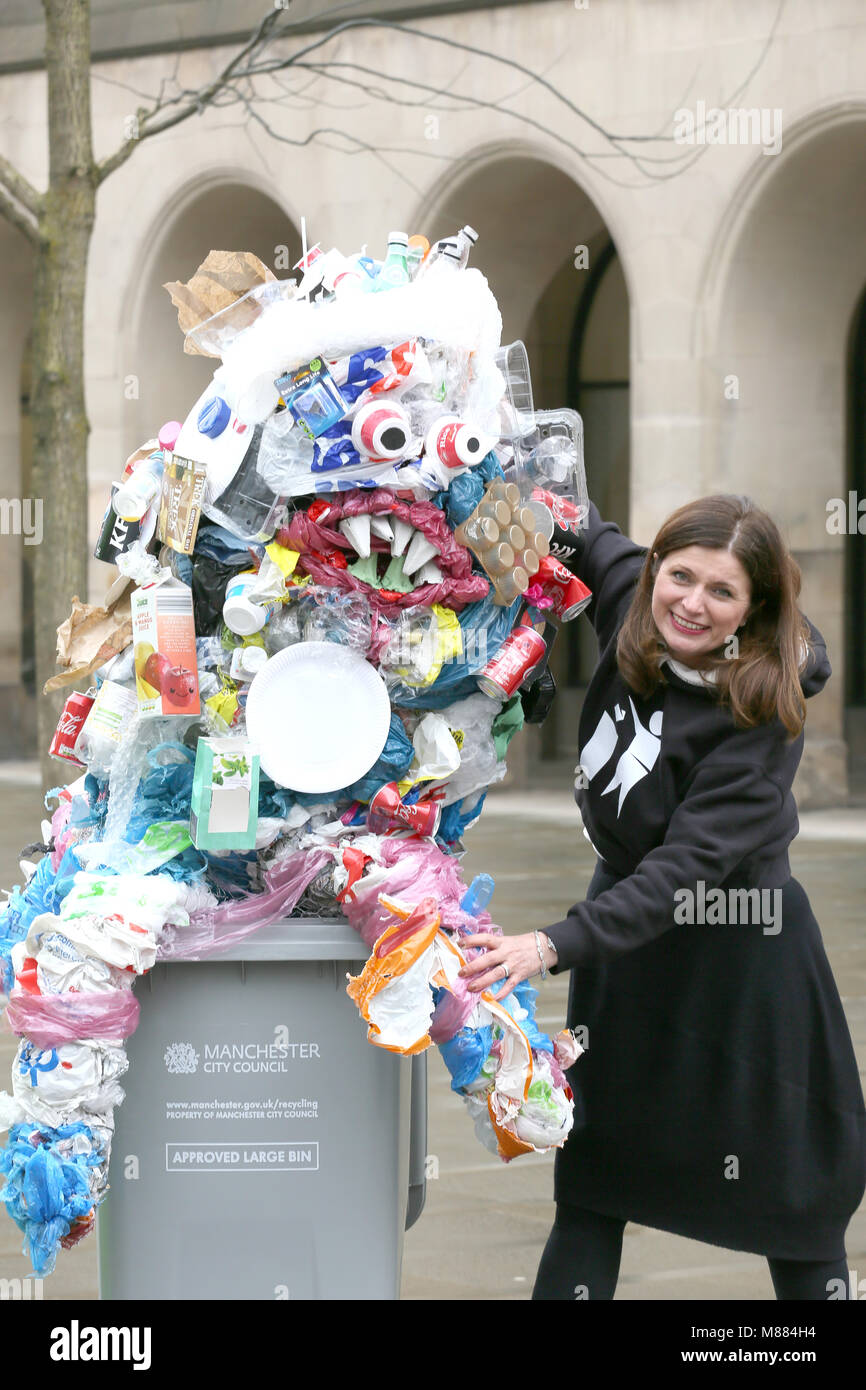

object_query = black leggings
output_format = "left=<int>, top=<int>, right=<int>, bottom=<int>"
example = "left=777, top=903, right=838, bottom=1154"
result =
left=532, top=1202, right=853, bottom=1300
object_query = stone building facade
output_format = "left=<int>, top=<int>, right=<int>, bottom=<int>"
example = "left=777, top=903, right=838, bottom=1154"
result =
left=0, top=0, right=864, bottom=804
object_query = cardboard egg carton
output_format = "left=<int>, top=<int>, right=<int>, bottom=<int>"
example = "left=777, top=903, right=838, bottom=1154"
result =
left=453, top=481, right=551, bottom=605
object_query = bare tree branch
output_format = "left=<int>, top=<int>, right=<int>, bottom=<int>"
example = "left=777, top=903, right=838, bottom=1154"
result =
left=88, top=0, right=787, bottom=193
left=95, top=6, right=287, bottom=183
left=93, top=12, right=669, bottom=188
left=0, top=153, right=42, bottom=220
left=0, top=178, right=42, bottom=244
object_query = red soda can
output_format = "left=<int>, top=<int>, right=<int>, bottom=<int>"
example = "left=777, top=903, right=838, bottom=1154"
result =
left=476, top=625, right=547, bottom=699
left=535, top=555, right=592, bottom=622
left=531, top=487, right=586, bottom=535
left=367, top=782, right=441, bottom=837
left=49, top=690, right=95, bottom=764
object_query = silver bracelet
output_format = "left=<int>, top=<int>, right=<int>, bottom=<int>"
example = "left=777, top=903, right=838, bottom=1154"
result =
left=533, top=930, right=550, bottom=979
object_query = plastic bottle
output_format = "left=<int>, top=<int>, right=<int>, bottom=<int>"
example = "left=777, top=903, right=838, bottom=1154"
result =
left=113, top=452, right=164, bottom=522
left=459, top=873, right=495, bottom=919
left=455, top=225, right=479, bottom=269
left=417, top=228, right=474, bottom=279
left=407, top=235, right=430, bottom=279
left=371, top=231, right=410, bottom=292
left=75, top=680, right=139, bottom=778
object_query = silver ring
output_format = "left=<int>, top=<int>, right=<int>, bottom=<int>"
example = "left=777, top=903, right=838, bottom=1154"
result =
left=500, top=962, right=509, bottom=980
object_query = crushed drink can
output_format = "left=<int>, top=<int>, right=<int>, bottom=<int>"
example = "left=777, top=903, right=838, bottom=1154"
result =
left=476, top=625, right=547, bottom=699
left=49, top=691, right=96, bottom=764
left=367, top=782, right=440, bottom=837
left=531, top=487, right=586, bottom=535
left=94, top=486, right=144, bottom=563
left=531, top=487, right=587, bottom=567
left=535, top=555, right=593, bottom=622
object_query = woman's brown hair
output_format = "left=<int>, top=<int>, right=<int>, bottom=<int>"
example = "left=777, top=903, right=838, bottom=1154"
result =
left=617, top=495, right=813, bottom=737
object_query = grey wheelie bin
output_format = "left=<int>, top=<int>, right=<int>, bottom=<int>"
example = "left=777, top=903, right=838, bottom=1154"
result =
left=96, top=917, right=427, bottom=1300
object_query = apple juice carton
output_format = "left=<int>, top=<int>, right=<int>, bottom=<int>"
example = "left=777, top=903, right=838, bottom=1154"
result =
left=189, top=737, right=260, bottom=851
left=131, top=577, right=200, bottom=717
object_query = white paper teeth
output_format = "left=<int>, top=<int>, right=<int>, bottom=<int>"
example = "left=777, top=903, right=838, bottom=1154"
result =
left=402, top=530, right=440, bottom=576
left=338, top=513, right=371, bottom=558
left=390, top=517, right=414, bottom=557
left=414, top=560, right=442, bottom=586
left=369, top=513, right=395, bottom=543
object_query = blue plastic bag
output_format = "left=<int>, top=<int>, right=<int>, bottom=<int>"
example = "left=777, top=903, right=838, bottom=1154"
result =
left=443, top=451, right=505, bottom=527
left=439, top=1023, right=494, bottom=1093
left=344, top=715, right=414, bottom=802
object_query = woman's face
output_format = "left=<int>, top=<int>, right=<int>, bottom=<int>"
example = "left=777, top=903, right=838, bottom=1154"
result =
left=651, top=545, right=752, bottom=667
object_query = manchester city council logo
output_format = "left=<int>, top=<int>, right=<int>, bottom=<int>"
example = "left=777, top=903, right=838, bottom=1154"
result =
left=163, top=1042, right=200, bottom=1075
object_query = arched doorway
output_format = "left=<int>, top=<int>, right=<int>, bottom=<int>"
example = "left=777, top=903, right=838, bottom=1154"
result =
left=418, top=152, right=630, bottom=776
left=123, top=181, right=299, bottom=460
left=701, top=112, right=866, bottom=806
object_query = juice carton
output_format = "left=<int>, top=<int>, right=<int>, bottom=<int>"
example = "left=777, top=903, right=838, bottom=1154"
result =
left=131, top=578, right=200, bottom=717
left=158, top=453, right=208, bottom=554
left=189, top=737, right=260, bottom=851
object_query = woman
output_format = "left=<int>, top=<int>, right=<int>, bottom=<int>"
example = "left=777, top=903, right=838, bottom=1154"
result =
left=459, top=495, right=866, bottom=1300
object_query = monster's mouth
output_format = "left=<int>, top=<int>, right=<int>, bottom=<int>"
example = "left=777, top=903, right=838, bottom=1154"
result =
left=337, top=511, right=442, bottom=594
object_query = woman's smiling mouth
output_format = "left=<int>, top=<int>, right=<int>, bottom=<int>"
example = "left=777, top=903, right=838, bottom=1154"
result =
left=669, top=613, right=710, bottom=634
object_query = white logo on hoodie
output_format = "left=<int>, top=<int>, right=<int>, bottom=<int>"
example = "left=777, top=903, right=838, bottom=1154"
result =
left=578, top=698, right=663, bottom=817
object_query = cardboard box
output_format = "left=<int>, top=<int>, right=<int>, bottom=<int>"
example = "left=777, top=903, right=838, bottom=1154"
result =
left=189, top=738, right=260, bottom=851
left=131, top=578, right=200, bottom=717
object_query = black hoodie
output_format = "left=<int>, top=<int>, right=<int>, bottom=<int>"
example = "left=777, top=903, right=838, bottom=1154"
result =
left=545, top=503, right=831, bottom=973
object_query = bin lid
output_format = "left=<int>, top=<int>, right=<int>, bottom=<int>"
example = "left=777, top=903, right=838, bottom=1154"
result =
left=192, top=916, right=371, bottom=963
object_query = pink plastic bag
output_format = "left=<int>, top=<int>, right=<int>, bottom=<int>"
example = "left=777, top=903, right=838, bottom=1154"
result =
left=4, top=988, right=140, bottom=1047
left=342, top=839, right=493, bottom=949
left=278, top=490, right=490, bottom=614
left=157, top=849, right=331, bottom=960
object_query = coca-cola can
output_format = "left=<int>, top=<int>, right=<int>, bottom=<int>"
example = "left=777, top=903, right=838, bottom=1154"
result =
left=535, top=555, right=593, bottom=622
left=49, top=690, right=96, bottom=764
left=476, top=625, right=547, bottom=699
left=367, top=782, right=441, bottom=837
left=530, top=487, right=586, bottom=535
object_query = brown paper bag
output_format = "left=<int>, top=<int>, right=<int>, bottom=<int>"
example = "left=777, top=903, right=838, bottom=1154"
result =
left=44, top=583, right=134, bottom=694
left=163, top=250, right=276, bottom=357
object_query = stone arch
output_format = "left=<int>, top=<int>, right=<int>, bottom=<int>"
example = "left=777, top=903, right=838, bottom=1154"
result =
left=411, top=143, right=631, bottom=769
left=695, top=103, right=866, bottom=803
left=119, top=174, right=300, bottom=462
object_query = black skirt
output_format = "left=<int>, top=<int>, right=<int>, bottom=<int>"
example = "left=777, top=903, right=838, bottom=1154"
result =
left=555, top=859, right=866, bottom=1260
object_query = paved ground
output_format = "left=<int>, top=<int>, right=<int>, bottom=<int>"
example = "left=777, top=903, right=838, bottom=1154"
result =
left=0, top=768, right=864, bottom=1301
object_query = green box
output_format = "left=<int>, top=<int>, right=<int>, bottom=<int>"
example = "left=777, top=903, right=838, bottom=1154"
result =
left=189, top=737, right=260, bottom=851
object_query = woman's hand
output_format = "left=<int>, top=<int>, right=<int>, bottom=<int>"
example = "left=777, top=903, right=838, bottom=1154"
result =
left=458, top=931, right=558, bottom=1001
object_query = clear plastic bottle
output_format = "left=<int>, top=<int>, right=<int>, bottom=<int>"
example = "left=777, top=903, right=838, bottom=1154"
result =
left=371, top=231, right=410, bottom=292
left=113, top=452, right=164, bottom=522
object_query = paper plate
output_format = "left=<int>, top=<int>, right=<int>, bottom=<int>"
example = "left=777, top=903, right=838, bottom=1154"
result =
left=245, top=641, right=392, bottom=793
